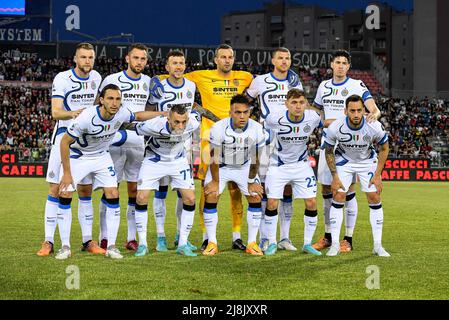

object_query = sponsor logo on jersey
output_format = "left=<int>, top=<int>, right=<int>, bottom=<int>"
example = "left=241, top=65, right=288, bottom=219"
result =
left=363, top=135, right=371, bottom=143
left=91, top=81, right=96, bottom=90
left=233, top=79, right=239, bottom=86
left=187, top=90, right=193, bottom=99
left=341, top=88, right=349, bottom=97
left=143, top=83, right=148, bottom=91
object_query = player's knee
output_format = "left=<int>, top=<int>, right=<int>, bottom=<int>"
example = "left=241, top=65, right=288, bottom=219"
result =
left=48, top=183, right=59, bottom=197
left=59, top=191, right=73, bottom=199
left=321, top=185, right=331, bottom=194
left=333, top=192, right=346, bottom=203
left=266, top=198, right=278, bottom=211
left=127, top=182, right=137, bottom=197
left=248, top=195, right=262, bottom=203
left=205, top=193, right=218, bottom=204
left=77, top=184, right=92, bottom=197
left=104, top=188, right=119, bottom=199
left=304, top=198, right=317, bottom=210
left=182, top=193, right=196, bottom=206
left=136, top=192, right=149, bottom=205
left=367, top=193, right=381, bottom=204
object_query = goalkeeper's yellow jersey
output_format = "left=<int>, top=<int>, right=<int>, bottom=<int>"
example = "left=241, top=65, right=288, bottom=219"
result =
left=183, top=70, right=253, bottom=120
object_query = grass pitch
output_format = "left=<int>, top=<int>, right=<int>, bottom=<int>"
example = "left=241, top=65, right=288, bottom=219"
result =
left=0, top=178, right=448, bottom=300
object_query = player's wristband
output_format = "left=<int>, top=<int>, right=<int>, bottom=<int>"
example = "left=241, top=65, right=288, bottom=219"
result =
left=248, top=177, right=256, bottom=184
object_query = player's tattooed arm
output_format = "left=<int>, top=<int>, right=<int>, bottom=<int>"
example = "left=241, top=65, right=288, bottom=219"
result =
left=370, top=141, right=389, bottom=194
left=59, top=133, right=75, bottom=195
left=325, top=143, right=345, bottom=193
left=192, top=102, right=220, bottom=123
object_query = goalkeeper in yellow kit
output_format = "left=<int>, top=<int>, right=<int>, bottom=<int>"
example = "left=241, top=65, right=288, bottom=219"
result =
left=151, top=44, right=302, bottom=251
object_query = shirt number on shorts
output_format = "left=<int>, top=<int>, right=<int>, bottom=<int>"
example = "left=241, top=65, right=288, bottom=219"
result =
left=306, top=176, right=317, bottom=188
left=368, top=172, right=374, bottom=182
left=180, top=168, right=192, bottom=180
left=108, top=166, right=116, bottom=177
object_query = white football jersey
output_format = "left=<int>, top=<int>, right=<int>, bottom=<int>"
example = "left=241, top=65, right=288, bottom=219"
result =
left=148, top=78, right=196, bottom=112
left=313, top=77, right=372, bottom=121
left=324, top=117, right=388, bottom=164
left=99, top=71, right=151, bottom=148
left=99, top=71, right=151, bottom=113
left=135, top=112, right=200, bottom=162
left=246, top=72, right=303, bottom=120
left=265, top=110, right=322, bottom=166
left=67, top=106, right=135, bottom=159
left=51, top=68, right=102, bottom=143
left=209, top=118, right=267, bottom=168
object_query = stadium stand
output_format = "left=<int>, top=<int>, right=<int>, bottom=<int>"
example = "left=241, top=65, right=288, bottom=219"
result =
left=1, top=56, right=448, bottom=167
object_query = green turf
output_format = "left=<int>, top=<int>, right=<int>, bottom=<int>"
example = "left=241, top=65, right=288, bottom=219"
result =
left=0, top=178, right=448, bottom=299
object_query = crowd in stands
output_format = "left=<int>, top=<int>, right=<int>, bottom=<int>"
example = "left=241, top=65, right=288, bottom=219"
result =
left=1, top=56, right=448, bottom=167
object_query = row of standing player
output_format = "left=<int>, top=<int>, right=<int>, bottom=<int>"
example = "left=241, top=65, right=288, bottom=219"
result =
left=36, top=43, right=389, bottom=259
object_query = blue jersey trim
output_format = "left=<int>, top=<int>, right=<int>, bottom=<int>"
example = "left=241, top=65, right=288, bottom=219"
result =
left=378, top=134, right=389, bottom=145
left=56, top=127, right=67, bottom=136
left=331, top=77, right=349, bottom=87
left=270, top=72, right=288, bottom=82
left=71, top=68, right=89, bottom=81
left=346, top=116, right=365, bottom=131
left=96, top=106, right=115, bottom=122
left=285, top=110, right=304, bottom=124
left=123, top=70, right=141, bottom=81
left=66, top=131, right=79, bottom=140
left=362, top=91, right=373, bottom=102
left=52, top=95, right=65, bottom=99
left=166, top=78, right=185, bottom=89
left=111, top=130, right=127, bottom=147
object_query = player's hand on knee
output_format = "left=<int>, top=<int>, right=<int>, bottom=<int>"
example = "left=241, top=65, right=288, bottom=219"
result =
left=287, top=69, right=300, bottom=87
left=59, top=174, right=74, bottom=194
left=331, top=176, right=345, bottom=194
left=204, top=180, right=219, bottom=196
left=149, top=76, right=164, bottom=99
left=369, top=174, right=383, bottom=194
left=248, top=182, right=263, bottom=199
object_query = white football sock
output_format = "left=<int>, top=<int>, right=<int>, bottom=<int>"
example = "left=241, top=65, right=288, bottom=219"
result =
left=99, top=197, right=107, bottom=241
left=264, top=212, right=278, bottom=245
left=105, top=201, right=120, bottom=247
left=57, top=200, right=72, bottom=248
left=153, top=195, right=166, bottom=237
left=329, top=201, right=344, bottom=247
left=247, top=206, right=262, bottom=244
left=323, top=193, right=333, bottom=233
left=179, top=206, right=195, bottom=247
left=259, top=197, right=267, bottom=241
left=345, top=192, right=358, bottom=237
left=369, top=203, right=384, bottom=247
left=126, top=201, right=136, bottom=242
left=279, top=197, right=293, bottom=240
left=304, top=212, right=318, bottom=245
left=175, top=194, right=183, bottom=234
left=203, top=206, right=218, bottom=244
left=135, top=206, right=148, bottom=247
left=78, top=197, right=93, bottom=243
left=44, top=195, right=59, bottom=243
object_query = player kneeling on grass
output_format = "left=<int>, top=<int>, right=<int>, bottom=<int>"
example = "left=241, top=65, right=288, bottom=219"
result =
left=203, top=94, right=267, bottom=256
left=129, top=104, right=200, bottom=257
left=262, top=89, right=323, bottom=256
left=324, top=94, right=390, bottom=257
left=57, top=84, right=165, bottom=260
